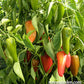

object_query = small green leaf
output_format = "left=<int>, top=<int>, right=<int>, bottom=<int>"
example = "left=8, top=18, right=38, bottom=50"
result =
left=1, top=18, right=10, bottom=24
left=23, top=34, right=35, bottom=50
left=12, top=24, right=22, bottom=33
left=14, top=34, right=24, bottom=45
left=31, top=66, right=36, bottom=80
left=7, top=26, right=13, bottom=32
left=0, top=40, right=5, bottom=60
left=53, top=69, right=65, bottom=81
left=32, top=15, right=38, bottom=32
left=13, top=62, right=25, bottom=82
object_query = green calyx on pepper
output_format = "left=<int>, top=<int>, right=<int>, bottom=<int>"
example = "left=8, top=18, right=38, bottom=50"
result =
left=70, top=55, right=79, bottom=76
left=62, top=27, right=72, bottom=54
left=6, top=37, right=18, bottom=62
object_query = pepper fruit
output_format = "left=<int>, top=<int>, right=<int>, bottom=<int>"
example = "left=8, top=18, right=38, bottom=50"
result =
left=70, top=55, right=79, bottom=76
left=57, top=51, right=71, bottom=77
left=65, top=52, right=71, bottom=68
left=32, top=59, right=39, bottom=72
left=57, top=51, right=67, bottom=77
left=56, top=3, right=64, bottom=25
left=24, top=51, right=31, bottom=62
left=62, top=27, right=72, bottom=54
left=41, top=54, right=53, bottom=74
left=25, top=20, right=36, bottom=43
left=6, top=37, right=18, bottom=62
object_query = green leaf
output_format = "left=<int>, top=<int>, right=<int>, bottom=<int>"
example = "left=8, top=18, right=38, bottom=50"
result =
left=31, top=66, right=36, bottom=80
left=69, top=0, right=76, bottom=10
left=7, top=26, right=13, bottom=32
left=23, top=34, right=35, bottom=50
left=43, top=39, right=55, bottom=61
left=1, top=18, right=10, bottom=25
left=53, top=69, right=65, bottom=82
left=49, top=75, right=56, bottom=82
left=53, top=32, right=62, bottom=52
left=32, top=15, right=38, bottom=32
left=14, top=34, right=24, bottom=45
left=12, top=24, right=22, bottom=33
left=75, top=11, right=84, bottom=29
left=22, top=0, right=29, bottom=10
left=48, top=2, right=55, bottom=16
left=31, top=0, right=39, bottom=10
left=8, top=69, right=18, bottom=84
left=27, top=76, right=35, bottom=84
left=0, top=40, right=5, bottom=60
left=78, top=29, right=84, bottom=42
left=0, top=70, right=5, bottom=79
left=13, top=62, right=25, bottom=82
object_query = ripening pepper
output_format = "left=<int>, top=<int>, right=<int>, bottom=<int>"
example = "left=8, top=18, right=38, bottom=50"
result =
left=62, top=27, right=72, bottom=54
left=57, top=51, right=71, bottom=77
left=65, top=52, right=71, bottom=68
left=57, top=51, right=67, bottom=77
left=41, top=54, right=53, bottom=74
left=70, top=55, right=79, bottom=76
left=24, top=51, right=31, bottom=62
left=25, top=20, right=36, bottom=43
left=6, top=37, right=18, bottom=62
left=32, top=59, right=39, bottom=72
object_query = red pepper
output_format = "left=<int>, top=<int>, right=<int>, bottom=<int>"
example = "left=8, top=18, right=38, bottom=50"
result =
left=57, top=51, right=67, bottom=77
left=65, top=52, right=71, bottom=68
left=57, top=51, right=71, bottom=77
left=41, top=54, right=53, bottom=74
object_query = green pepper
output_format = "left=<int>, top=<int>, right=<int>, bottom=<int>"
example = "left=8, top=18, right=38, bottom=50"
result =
left=70, top=55, right=79, bottom=76
left=6, top=37, right=18, bottom=62
left=56, top=3, right=64, bottom=25
left=62, top=27, right=72, bottom=54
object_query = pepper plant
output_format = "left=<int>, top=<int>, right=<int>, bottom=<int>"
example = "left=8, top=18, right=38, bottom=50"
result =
left=0, top=0, right=84, bottom=84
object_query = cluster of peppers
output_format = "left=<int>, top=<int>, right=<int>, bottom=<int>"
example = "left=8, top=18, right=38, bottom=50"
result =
left=5, top=20, right=79, bottom=79
left=57, top=27, right=80, bottom=77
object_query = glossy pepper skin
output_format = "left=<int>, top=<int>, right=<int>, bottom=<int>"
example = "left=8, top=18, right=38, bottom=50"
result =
left=62, top=27, right=72, bottom=54
left=70, top=55, right=79, bottom=76
left=25, top=20, right=36, bottom=43
left=41, top=54, right=53, bottom=74
left=6, top=37, right=18, bottom=62
left=57, top=51, right=71, bottom=77
left=57, top=51, right=67, bottom=77
left=65, top=52, right=71, bottom=68
left=32, top=59, right=39, bottom=72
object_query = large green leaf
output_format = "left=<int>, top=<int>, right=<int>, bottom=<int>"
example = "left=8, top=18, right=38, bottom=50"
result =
left=13, top=62, right=25, bottom=82
left=53, top=32, right=62, bottom=52
left=43, top=39, right=55, bottom=61
left=75, top=11, right=84, bottom=29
